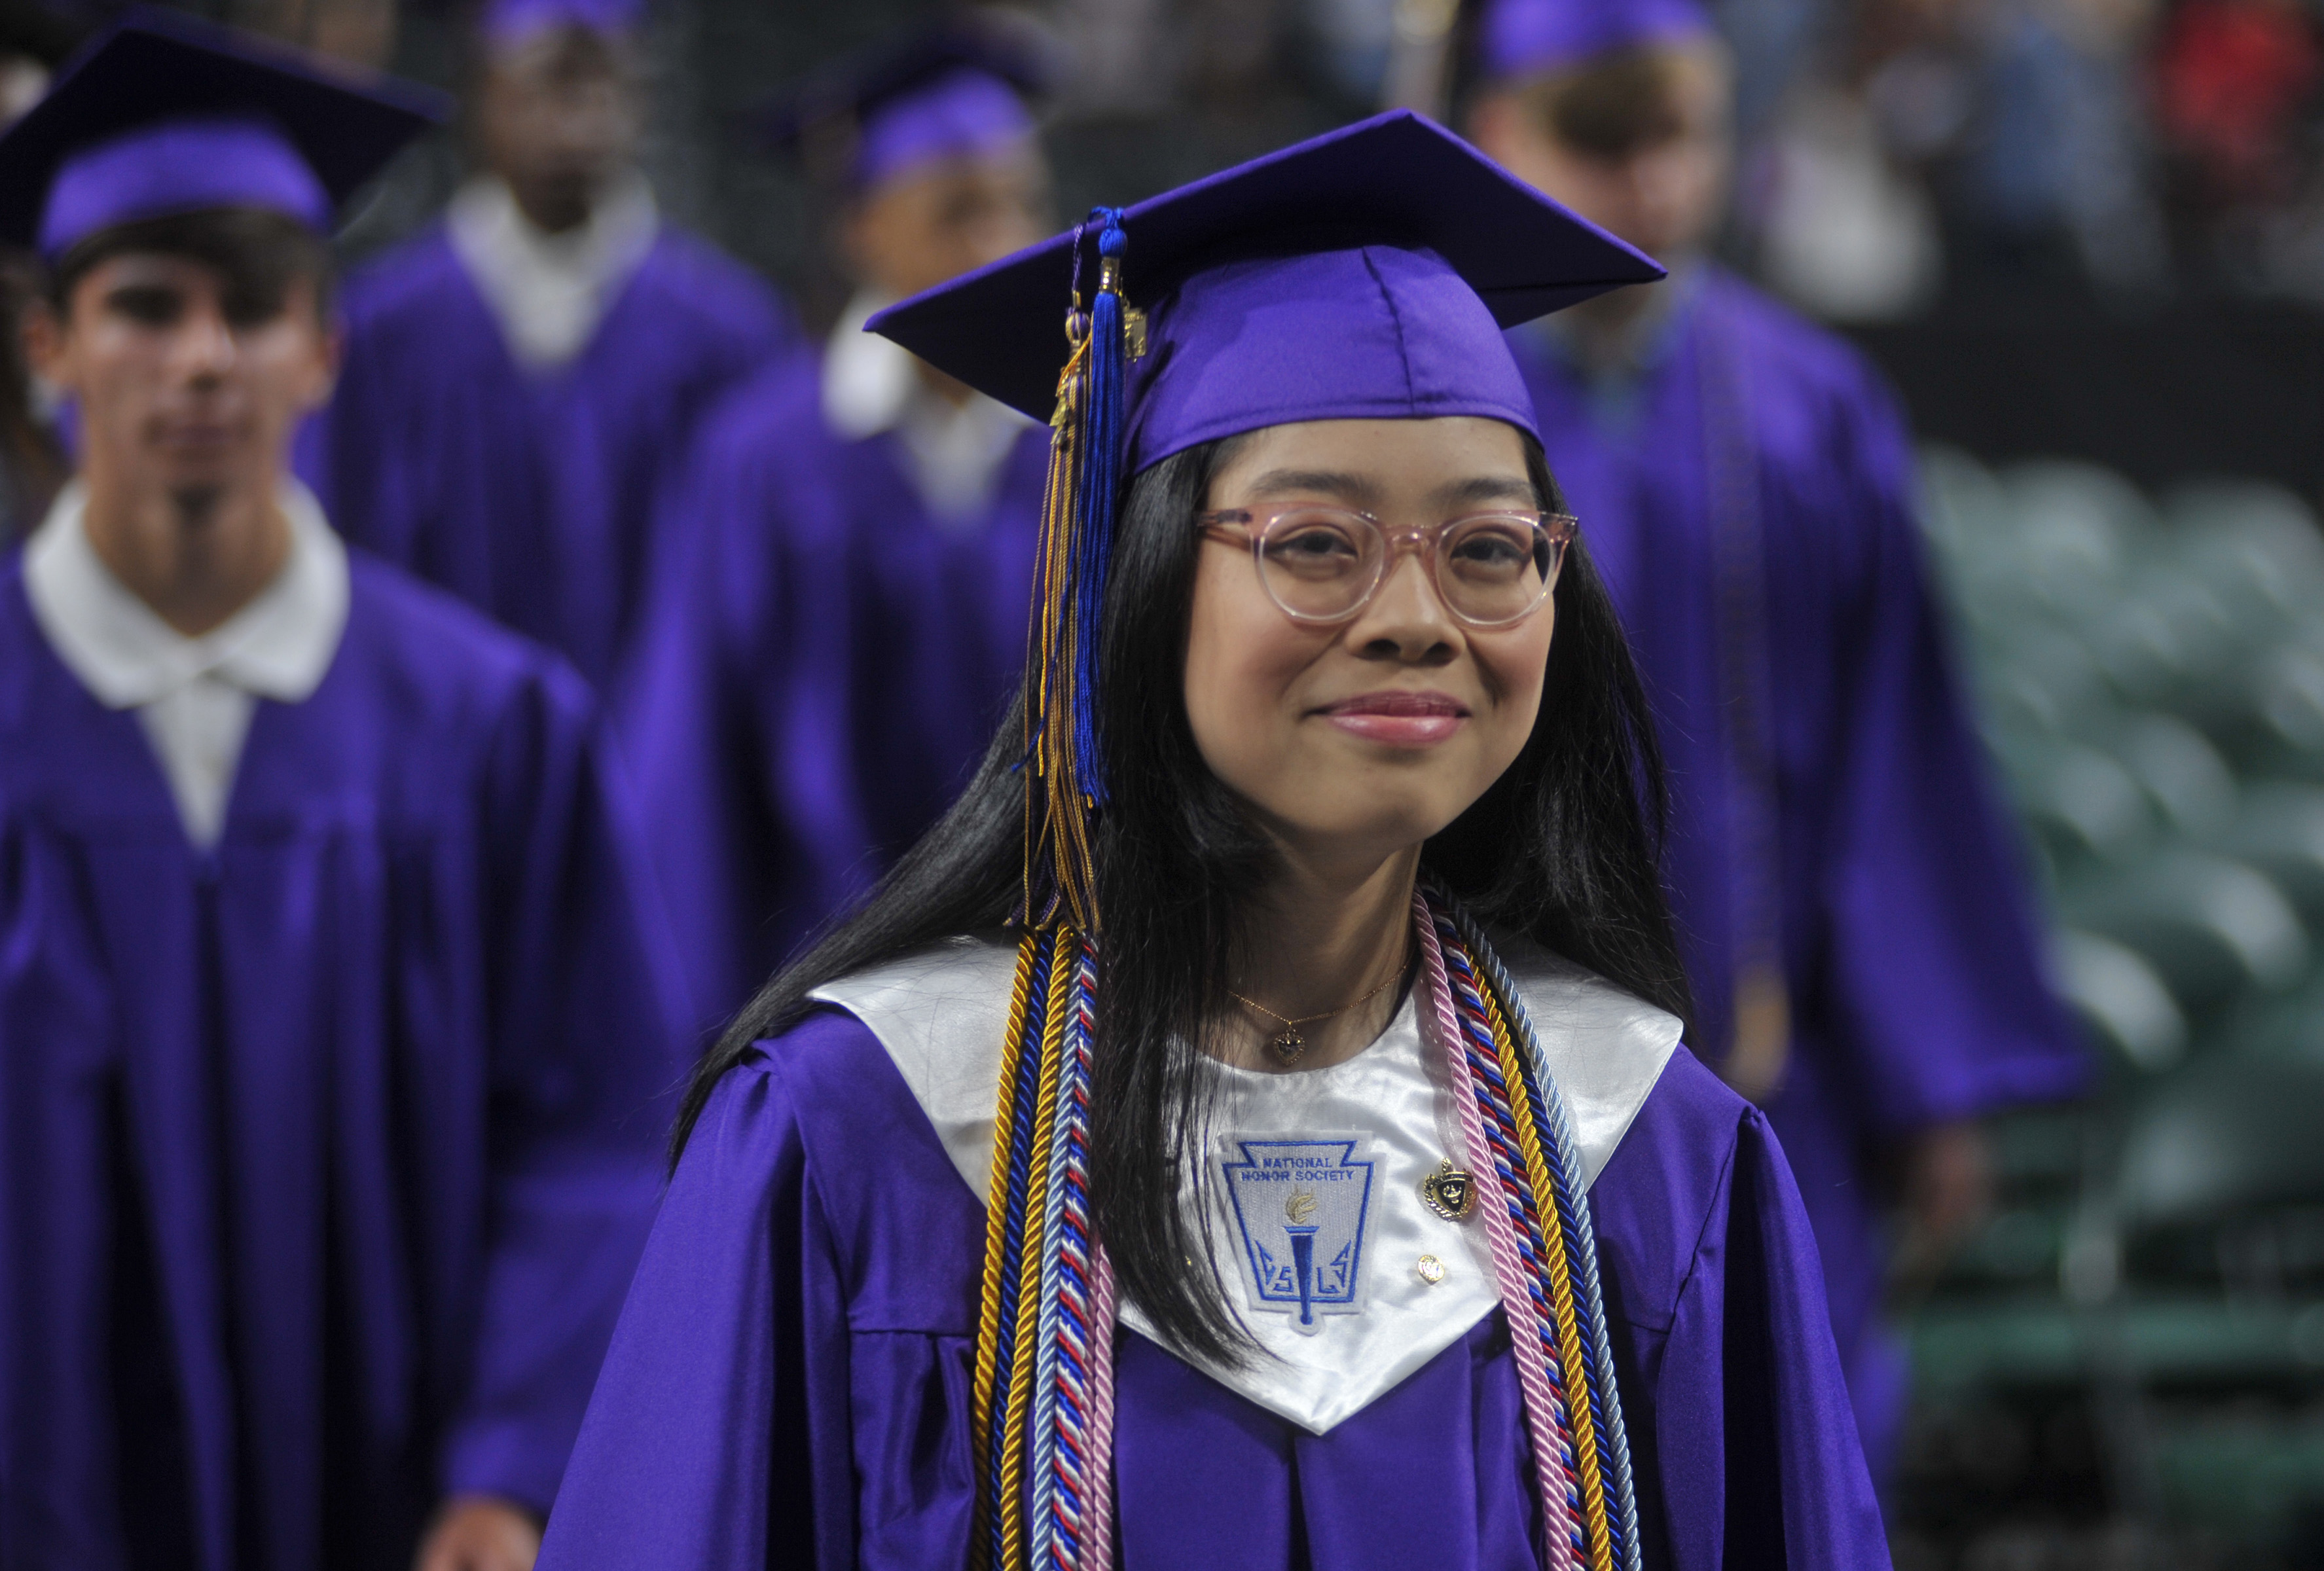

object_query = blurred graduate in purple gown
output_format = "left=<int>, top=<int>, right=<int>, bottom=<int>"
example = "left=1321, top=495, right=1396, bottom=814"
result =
left=303, top=0, right=798, bottom=691
left=1463, top=0, right=2089, bottom=1481
left=541, top=111, right=1889, bottom=1570
left=0, top=16, right=684, bottom=1570
left=618, top=27, right=1055, bottom=1037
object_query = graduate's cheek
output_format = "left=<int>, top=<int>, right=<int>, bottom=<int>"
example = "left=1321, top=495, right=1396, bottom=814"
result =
left=1463, top=607, right=1554, bottom=801
left=49, top=313, right=162, bottom=475
left=232, top=291, right=337, bottom=467
left=1180, top=533, right=1341, bottom=809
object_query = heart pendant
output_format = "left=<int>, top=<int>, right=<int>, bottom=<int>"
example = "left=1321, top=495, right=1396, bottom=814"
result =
left=1269, top=1028, right=1307, bottom=1065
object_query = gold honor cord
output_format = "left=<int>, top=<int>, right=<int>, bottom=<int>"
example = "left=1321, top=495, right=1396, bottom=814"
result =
left=969, top=939, right=1044, bottom=1568
left=1001, top=960, right=1074, bottom=1568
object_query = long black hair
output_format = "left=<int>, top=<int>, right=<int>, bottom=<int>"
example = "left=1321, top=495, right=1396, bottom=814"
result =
left=673, top=430, right=1692, bottom=1365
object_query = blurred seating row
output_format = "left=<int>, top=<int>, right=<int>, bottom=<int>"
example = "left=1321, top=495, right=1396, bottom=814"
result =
left=1898, top=453, right=2324, bottom=1567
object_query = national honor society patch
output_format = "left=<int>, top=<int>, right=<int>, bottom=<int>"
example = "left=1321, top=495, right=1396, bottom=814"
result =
left=1219, top=1134, right=1377, bottom=1334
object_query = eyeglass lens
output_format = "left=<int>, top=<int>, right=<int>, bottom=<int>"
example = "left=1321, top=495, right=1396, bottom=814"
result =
left=1256, top=510, right=1562, bottom=625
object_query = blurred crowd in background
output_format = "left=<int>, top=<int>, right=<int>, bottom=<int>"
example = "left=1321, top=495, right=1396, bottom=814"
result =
left=0, top=0, right=2309, bottom=312
left=0, top=0, right=2316, bottom=520
left=3, top=0, right=2323, bottom=1566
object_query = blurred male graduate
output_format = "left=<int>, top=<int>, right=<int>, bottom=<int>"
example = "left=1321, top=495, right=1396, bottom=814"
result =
left=0, top=16, right=685, bottom=1568
left=620, top=24, right=1056, bottom=1034
left=305, top=0, right=797, bottom=691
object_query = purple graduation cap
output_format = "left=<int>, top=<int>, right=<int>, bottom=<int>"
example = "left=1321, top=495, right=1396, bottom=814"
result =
left=869, top=108, right=1661, bottom=926
left=477, top=0, right=645, bottom=48
left=0, top=8, right=444, bottom=262
left=1478, top=0, right=1716, bottom=82
left=873, top=109, right=1662, bottom=473
left=757, top=22, right=1047, bottom=194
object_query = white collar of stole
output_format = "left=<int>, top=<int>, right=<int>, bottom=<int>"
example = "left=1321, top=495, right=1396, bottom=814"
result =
left=810, top=928, right=1680, bottom=1434
left=821, top=289, right=1034, bottom=526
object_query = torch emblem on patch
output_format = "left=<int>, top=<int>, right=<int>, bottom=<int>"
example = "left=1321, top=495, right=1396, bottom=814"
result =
left=1220, top=1136, right=1375, bottom=1334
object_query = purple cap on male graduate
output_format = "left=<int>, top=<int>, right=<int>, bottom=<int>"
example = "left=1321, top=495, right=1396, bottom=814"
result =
left=0, top=9, right=444, bottom=262
left=1478, top=0, right=1715, bottom=83
left=477, top=0, right=644, bottom=48
left=758, top=24, right=1045, bottom=194
left=869, top=110, right=1663, bottom=475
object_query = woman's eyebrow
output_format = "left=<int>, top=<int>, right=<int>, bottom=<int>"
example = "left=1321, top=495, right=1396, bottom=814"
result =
left=1433, top=475, right=1538, bottom=508
left=1239, top=468, right=1384, bottom=507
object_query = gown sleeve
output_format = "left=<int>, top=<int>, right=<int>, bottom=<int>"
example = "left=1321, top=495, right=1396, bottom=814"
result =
left=438, top=660, right=689, bottom=1516
left=1810, top=361, right=2088, bottom=1133
left=534, top=1048, right=856, bottom=1570
left=1597, top=1051, right=1892, bottom=1570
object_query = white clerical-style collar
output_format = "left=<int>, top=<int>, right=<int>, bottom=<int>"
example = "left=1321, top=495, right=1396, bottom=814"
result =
left=810, top=928, right=1681, bottom=1436
left=24, top=478, right=350, bottom=711
left=446, top=171, right=659, bottom=370
left=821, top=289, right=1032, bottom=527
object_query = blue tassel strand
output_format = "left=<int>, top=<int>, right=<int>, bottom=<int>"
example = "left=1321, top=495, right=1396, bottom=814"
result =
left=1070, top=208, right=1129, bottom=807
left=1018, top=206, right=1136, bottom=930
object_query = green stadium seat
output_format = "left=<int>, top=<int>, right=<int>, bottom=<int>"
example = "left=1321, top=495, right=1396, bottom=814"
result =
left=2058, top=852, right=2308, bottom=1017
left=1997, top=733, right=2158, bottom=872
left=2210, top=782, right=2324, bottom=925
left=2059, top=1055, right=2324, bottom=1534
left=2084, top=711, right=2240, bottom=840
left=2052, top=929, right=2188, bottom=1074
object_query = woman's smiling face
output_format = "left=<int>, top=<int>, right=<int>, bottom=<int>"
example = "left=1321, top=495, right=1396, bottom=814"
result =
left=1181, top=416, right=1558, bottom=872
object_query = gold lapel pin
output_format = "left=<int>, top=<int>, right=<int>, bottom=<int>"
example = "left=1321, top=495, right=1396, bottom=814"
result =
left=1418, top=1159, right=1477, bottom=1221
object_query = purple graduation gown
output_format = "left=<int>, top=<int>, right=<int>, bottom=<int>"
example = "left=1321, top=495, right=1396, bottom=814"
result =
left=617, top=359, right=1049, bottom=1033
left=1510, top=267, right=2087, bottom=1471
left=0, top=554, right=686, bottom=1570
left=537, top=1008, right=1889, bottom=1569
left=305, top=223, right=799, bottom=690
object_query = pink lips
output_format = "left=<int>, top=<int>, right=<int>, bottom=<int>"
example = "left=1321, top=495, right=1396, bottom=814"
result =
left=1318, top=689, right=1472, bottom=748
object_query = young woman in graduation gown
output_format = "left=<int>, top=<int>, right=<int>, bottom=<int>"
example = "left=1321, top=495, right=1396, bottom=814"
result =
left=540, top=112, right=1891, bottom=1571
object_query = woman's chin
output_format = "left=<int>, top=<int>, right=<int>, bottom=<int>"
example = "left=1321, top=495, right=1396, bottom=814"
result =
left=1269, top=802, right=1465, bottom=864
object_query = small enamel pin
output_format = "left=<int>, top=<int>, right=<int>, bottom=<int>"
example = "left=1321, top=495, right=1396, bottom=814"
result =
left=1418, top=1159, right=1476, bottom=1221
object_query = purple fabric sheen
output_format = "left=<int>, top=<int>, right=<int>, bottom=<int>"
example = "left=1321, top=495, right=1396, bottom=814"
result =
left=0, top=555, right=689, bottom=1568
left=614, top=356, right=1048, bottom=1036
left=479, top=0, right=643, bottom=45
left=37, top=115, right=328, bottom=259
left=537, top=1007, right=1890, bottom=1569
left=1125, top=244, right=1540, bottom=474
left=298, top=223, right=799, bottom=692
left=1509, top=266, right=2088, bottom=1472
left=1478, top=0, right=1716, bottom=83
left=852, top=65, right=1034, bottom=193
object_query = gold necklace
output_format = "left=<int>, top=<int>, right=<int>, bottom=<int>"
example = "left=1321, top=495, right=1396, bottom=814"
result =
left=1228, top=958, right=1407, bottom=1066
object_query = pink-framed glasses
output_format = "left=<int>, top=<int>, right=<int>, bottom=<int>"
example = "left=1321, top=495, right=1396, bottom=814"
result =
left=1195, top=505, right=1577, bottom=629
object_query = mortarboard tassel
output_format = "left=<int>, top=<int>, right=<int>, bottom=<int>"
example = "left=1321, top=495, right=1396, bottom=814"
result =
left=1021, top=206, right=1136, bottom=932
